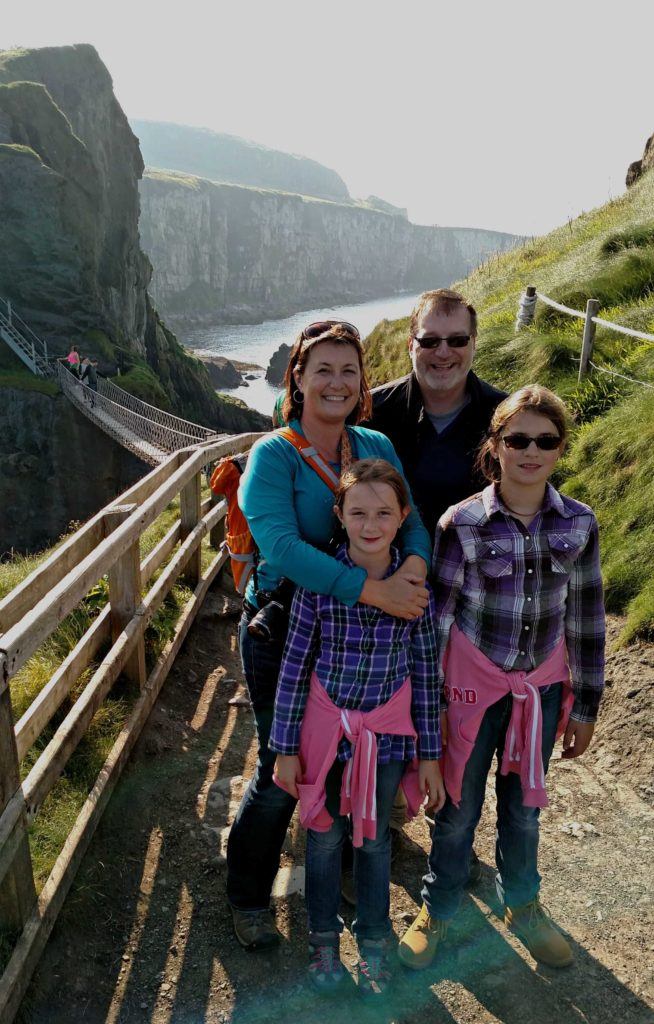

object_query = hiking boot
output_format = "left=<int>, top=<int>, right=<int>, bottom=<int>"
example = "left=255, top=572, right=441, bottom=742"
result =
left=466, top=848, right=482, bottom=887
left=505, top=898, right=573, bottom=967
left=308, top=935, right=346, bottom=992
left=397, top=904, right=449, bottom=970
left=357, top=938, right=392, bottom=996
left=230, top=906, right=280, bottom=950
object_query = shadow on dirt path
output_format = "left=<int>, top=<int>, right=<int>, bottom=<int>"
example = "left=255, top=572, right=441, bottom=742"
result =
left=19, top=591, right=654, bottom=1024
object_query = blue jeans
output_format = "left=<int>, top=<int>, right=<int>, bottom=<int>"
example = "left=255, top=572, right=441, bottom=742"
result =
left=226, top=607, right=297, bottom=911
left=306, top=757, right=406, bottom=942
left=422, top=682, right=563, bottom=918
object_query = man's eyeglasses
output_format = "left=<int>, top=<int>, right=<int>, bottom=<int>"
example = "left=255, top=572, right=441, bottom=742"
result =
left=501, top=434, right=562, bottom=451
left=413, top=334, right=471, bottom=349
left=301, top=320, right=361, bottom=342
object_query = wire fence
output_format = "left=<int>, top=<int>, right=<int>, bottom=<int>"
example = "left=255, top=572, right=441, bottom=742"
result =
left=516, top=287, right=654, bottom=390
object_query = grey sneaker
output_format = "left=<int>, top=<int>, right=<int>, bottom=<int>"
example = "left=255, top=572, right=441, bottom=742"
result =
left=357, top=938, right=392, bottom=996
left=308, top=935, right=346, bottom=991
left=230, top=906, right=280, bottom=950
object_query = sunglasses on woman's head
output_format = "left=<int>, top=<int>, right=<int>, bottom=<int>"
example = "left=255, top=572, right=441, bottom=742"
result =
left=301, top=320, right=361, bottom=342
left=501, top=433, right=562, bottom=451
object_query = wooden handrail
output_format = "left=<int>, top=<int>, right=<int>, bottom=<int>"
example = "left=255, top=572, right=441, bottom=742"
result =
left=0, top=429, right=260, bottom=1023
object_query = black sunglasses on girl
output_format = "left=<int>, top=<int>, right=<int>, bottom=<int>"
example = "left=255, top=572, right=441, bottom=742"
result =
left=501, top=434, right=562, bottom=451
left=301, top=320, right=361, bottom=341
left=413, top=334, right=471, bottom=349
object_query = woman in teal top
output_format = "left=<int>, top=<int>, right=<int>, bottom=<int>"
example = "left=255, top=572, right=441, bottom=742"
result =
left=226, top=320, right=431, bottom=950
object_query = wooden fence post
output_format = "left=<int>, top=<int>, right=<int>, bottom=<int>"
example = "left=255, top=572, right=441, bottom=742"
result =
left=515, top=285, right=537, bottom=332
left=105, top=505, right=147, bottom=690
left=0, top=657, right=37, bottom=936
left=180, top=472, right=202, bottom=587
left=578, top=298, right=600, bottom=381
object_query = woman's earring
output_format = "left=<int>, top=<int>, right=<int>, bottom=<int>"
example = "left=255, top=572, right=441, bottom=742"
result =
left=292, top=388, right=304, bottom=403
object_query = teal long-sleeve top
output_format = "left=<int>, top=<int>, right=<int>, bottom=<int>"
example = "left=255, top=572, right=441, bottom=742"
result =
left=238, top=420, right=432, bottom=607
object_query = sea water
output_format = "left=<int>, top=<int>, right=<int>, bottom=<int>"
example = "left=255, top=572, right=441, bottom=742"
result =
left=179, top=292, right=422, bottom=415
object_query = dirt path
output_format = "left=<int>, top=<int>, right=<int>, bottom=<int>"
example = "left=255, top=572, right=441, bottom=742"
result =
left=20, top=586, right=654, bottom=1024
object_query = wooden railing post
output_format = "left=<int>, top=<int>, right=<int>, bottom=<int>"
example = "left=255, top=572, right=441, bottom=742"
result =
left=180, top=472, right=202, bottom=587
left=0, top=657, right=37, bottom=935
left=579, top=298, right=600, bottom=381
left=105, top=505, right=146, bottom=690
left=515, top=285, right=537, bottom=332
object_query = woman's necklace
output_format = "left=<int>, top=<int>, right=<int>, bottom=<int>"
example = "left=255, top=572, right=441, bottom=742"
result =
left=499, top=491, right=541, bottom=517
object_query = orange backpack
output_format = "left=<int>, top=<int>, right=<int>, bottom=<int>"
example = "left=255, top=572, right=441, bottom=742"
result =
left=209, top=427, right=344, bottom=595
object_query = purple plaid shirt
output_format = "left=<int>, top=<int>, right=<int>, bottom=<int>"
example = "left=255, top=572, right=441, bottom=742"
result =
left=432, top=483, right=605, bottom=723
left=270, top=545, right=441, bottom=762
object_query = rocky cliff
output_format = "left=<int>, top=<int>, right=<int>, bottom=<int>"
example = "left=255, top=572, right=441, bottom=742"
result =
left=0, top=44, right=266, bottom=434
left=131, top=119, right=350, bottom=201
left=0, top=45, right=267, bottom=554
left=626, top=130, right=654, bottom=187
left=0, top=386, right=144, bottom=554
left=140, top=170, right=519, bottom=322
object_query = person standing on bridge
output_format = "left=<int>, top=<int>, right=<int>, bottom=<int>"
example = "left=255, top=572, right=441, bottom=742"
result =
left=60, top=344, right=80, bottom=377
left=399, top=385, right=606, bottom=971
left=80, top=358, right=99, bottom=406
left=226, top=321, right=432, bottom=951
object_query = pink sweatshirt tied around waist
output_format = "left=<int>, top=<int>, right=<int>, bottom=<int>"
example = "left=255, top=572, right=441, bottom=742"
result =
left=274, top=673, right=423, bottom=846
left=443, top=625, right=574, bottom=809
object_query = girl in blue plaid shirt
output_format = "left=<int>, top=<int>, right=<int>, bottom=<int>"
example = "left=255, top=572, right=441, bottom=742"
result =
left=271, top=459, right=445, bottom=996
left=400, top=385, right=605, bottom=972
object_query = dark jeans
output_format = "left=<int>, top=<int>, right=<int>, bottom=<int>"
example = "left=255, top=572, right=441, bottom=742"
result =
left=226, top=607, right=297, bottom=911
left=422, top=682, right=562, bottom=918
left=306, top=757, right=405, bottom=942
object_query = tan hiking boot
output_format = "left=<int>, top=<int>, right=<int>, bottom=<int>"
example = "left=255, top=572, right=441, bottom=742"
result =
left=397, top=904, right=449, bottom=970
left=230, top=906, right=281, bottom=950
left=505, top=898, right=573, bottom=967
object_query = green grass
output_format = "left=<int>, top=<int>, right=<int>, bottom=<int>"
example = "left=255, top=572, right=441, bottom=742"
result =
left=363, top=168, right=654, bottom=641
left=0, top=343, right=58, bottom=394
left=1, top=490, right=219, bottom=902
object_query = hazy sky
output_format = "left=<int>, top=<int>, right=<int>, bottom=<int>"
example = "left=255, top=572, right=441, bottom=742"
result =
left=4, top=1, right=653, bottom=236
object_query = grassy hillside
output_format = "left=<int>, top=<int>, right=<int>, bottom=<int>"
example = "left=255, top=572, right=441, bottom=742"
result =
left=364, top=170, right=654, bottom=642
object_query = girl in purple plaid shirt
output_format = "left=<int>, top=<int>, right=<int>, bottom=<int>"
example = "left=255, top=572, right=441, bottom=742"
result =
left=400, top=385, right=606, bottom=971
left=271, top=459, right=445, bottom=996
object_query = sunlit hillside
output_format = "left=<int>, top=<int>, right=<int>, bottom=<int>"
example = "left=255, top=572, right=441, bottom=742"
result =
left=364, top=170, right=654, bottom=641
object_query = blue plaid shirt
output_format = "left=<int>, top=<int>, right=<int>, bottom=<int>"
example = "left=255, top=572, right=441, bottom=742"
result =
left=432, top=483, right=605, bottom=723
left=270, top=545, right=441, bottom=762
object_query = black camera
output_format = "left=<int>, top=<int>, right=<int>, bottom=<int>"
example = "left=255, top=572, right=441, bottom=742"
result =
left=247, top=577, right=296, bottom=642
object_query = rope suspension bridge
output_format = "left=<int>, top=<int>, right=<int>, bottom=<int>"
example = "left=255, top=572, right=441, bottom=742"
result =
left=0, top=296, right=220, bottom=465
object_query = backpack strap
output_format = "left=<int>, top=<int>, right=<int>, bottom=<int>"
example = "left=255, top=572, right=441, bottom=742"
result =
left=276, top=427, right=342, bottom=492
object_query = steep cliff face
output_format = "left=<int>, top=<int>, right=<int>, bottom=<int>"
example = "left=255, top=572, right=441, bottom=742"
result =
left=140, top=170, right=519, bottom=322
left=0, top=44, right=265, bottom=435
left=131, top=119, right=350, bottom=201
left=0, top=387, right=145, bottom=554
left=0, top=45, right=149, bottom=349
left=626, top=130, right=654, bottom=187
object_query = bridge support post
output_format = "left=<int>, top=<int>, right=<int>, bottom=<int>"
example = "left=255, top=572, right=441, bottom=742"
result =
left=0, top=660, right=37, bottom=937
left=181, top=472, right=202, bottom=587
left=105, top=505, right=147, bottom=691
left=578, top=298, right=600, bottom=381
